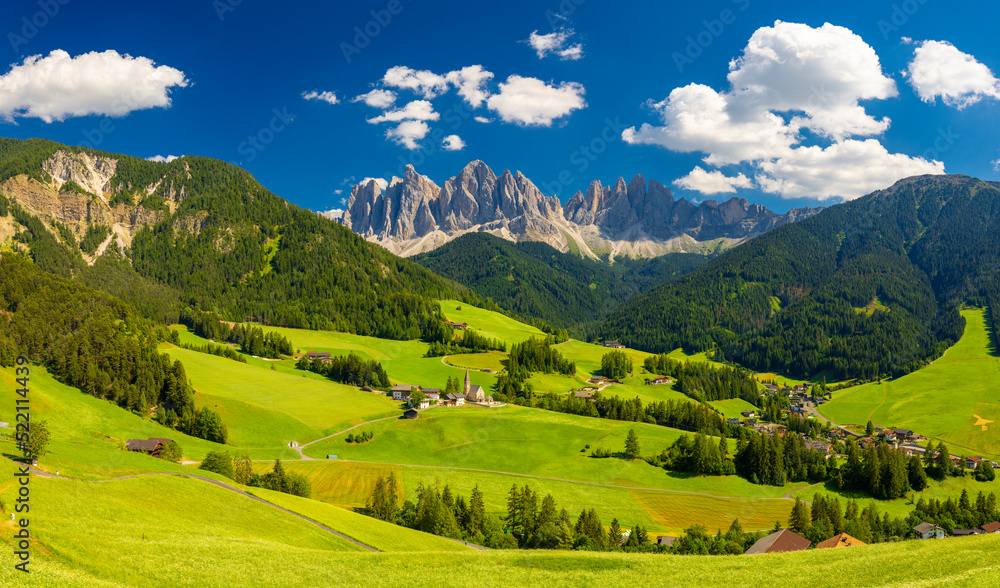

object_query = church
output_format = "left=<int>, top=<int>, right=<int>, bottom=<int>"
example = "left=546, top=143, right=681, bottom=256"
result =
left=464, top=369, right=486, bottom=403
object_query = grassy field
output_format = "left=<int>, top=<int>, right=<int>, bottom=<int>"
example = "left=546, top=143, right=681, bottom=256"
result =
left=0, top=367, right=239, bottom=476
left=246, top=486, right=473, bottom=552
left=709, top=399, right=759, bottom=420
left=438, top=300, right=546, bottom=347
left=162, top=344, right=402, bottom=441
left=5, top=473, right=999, bottom=588
left=819, top=309, right=1000, bottom=458
left=271, top=459, right=802, bottom=534
left=444, top=351, right=506, bottom=372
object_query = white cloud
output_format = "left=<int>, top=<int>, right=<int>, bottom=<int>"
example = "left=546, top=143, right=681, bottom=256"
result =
left=333, top=189, right=343, bottom=195
left=385, top=120, right=430, bottom=150
left=301, top=90, right=339, bottom=105
left=905, top=40, right=1000, bottom=108
left=993, top=159, right=1000, bottom=172
left=0, top=49, right=188, bottom=123
left=146, top=155, right=181, bottom=163
left=527, top=28, right=584, bottom=61
left=367, top=100, right=439, bottom=124
left=623, top=21, right=942, bottom=200
left=755, top=139, right=943, bottom=200
left=441, top=135, right=465, bottom=151
left=474, top=116, right=492, bottom=123
left=445, top=65, right=493, bottom=107
left=674, top=167, right=753, bottom=194
left=486, top=75, right=586, bottom=126
left=361, top=177, right=389, bottom=191
left=352, top=88, right=397, bottom=109
left=382, top=66, right=449, bottom=98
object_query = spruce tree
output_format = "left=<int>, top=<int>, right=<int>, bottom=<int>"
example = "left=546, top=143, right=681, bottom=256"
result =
left=625, top=428, right=641, bottom=460
left=607, top=518, right=622, bottom=549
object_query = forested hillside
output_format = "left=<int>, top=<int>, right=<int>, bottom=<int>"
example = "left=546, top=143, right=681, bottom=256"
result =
left=0, top=138, right=468, bottom=339
left=413, top=232, right=708, bottom=331
left=599, top=175, right=1000, bottom=380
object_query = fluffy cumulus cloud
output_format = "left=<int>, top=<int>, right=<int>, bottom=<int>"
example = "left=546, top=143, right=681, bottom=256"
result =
left=474, top=116, right=492, bottom=123
left=0, top=49, right=188, bottom=123
left=352, top=89, right=397, bottom=109
left=367, top=100, right=439, bottom=124
left=384, top=120, right=430, bottom=149
left=382, top=66, right=450, bottom=98
left=624, top=21, right=942, bottom=200
left=301, top=90, right=339, bottom=105
left=905, top=40, right=1000, bottom=108
left=527, top=28, right=584, bottom=61
left=441, top=134, right=465, bottom=151
left=486, top=75, right=586, bottom=126
left=146, top=155, right=181, bottom=163
left=674, top=167, right=753, bottom=194
left=445, top=65, right=493, bottom=107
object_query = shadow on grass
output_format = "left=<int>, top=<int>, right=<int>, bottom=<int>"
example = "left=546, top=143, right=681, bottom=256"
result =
left=985, top=306, right=1000, bottom=358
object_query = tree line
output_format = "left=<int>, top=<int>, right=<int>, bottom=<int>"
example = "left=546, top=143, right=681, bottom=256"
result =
left=199, top=453, right=311, bottom=498
left=644, top=353, right=761, bottom=406
left=180, top=309, right=292, bottom=359
left=295, top=352, right=391, bottom=390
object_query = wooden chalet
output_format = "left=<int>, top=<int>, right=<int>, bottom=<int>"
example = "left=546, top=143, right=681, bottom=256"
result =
left=444, top=321, right=468, bottom=330
left=125, top=437, right=173, bottom=458
left=815, top=533, right=865, bottom=549
left=600, top=340, right=625, bottom=348
left=392, top=384, right=414, bottom=400
left=306, top=351, right=331, bottom=361
left=644, top=376, right=674, bottom=385
left=574, top=391, right=594, bottom=400
left=744, top=529, right=810, bottom=555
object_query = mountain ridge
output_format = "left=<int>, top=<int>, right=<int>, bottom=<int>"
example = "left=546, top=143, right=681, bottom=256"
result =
left=334, top=160, right=822, bottom=259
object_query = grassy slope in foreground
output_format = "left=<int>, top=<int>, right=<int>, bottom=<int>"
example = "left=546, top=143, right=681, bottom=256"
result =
left=2, top=488, right=999, bottom=588
left=819, top=309, right=1000, bottom=458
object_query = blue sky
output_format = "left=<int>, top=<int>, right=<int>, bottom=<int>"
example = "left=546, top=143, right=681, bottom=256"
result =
left=2, top=0, right=999, bottom=213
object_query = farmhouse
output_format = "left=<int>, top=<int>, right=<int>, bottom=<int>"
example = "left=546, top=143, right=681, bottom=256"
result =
left=444, top=321, right=468, bottom=330
left=575, top=392, right=594, bottom=400
left=587, top=376, right=608, bottom=385
left=741, top=410, right=755, bottom=418
left=815, top=533, right=865, bottom=549
left=966, top=456, right=985, bottom=469
left=403, top=409, right=419, bottom=419
left=392, top=385, right=414, bottom=401
left=443, top=393, right=466, bottom=406
left=913, top=522, right=945, bottom=539
left=952, top=528, right=982, bottom=536
left=805, top=440, right=834, bottom=455
left=893, top=428, right=915, bottom=440
left=125, top=438, right=173, bottom=457
left=728, top=418, right=741, bottom=426
left=645, top=376, right=674, bottom=385
left=980, top=521, right=1000, bottom=534
left=421, top=388, right=441, bottom=400
left=601, top=341, right=625, bottom=348
left=306, top=351, right=331, bottom=361
left=744, top=529, right=811, bottom=554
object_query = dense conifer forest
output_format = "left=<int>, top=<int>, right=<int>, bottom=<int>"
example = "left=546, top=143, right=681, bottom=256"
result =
left=600, top=176, right=1000, bottom=380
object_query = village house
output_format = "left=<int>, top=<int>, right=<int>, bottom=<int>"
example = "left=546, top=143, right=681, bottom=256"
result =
left=392, top=384, right=414, bottom=401
left=745, top=418, right=757, bottom=427
left=644, top=375, right=674, bottom=385
left=815, top=533, right=865, bottom=549
left=600, top=340, right=625, bottom=348
left=587, top=376, right=608, bottom=385
left=125, top=437, right=173, bottom=458
left=443, top=393, right=466, bottom=406
left=952, top=528, right=982, bottom=536
left=980, top=521, right=1000, bottom=534
left=421, top=388, right=441, bottom=400
left=893, top=428, right=915, bottom=441
left=575, top=391, right=594, bottom=400
left=741, top=410, right=755, bottom=419
left=763, top=384, right=779, bottom=393
left=829, top=428, right=848, bottom=438
left=728, top=418, right=741, bottom=426
left=306, top=351, right=331, bottom=363
left=966, top=456, right=985, bottom=469
left=576, top=386, right=599, bottom=392
left=744, top=529, right=811, bottom=554
left=913, top=522, right=945, bottom=539
left=418, top=399, right=430, bottom=409
left=805, top=440, right=834, bottom=455
left=444, top=321, right=468, bottom=330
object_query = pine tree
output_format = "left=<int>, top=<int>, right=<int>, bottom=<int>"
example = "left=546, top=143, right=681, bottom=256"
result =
left=788, top=498, right=810, bottom=534
left=607, top=518, right=622, bottom=549
left=866, top=420, right=874, bottom=436
left=625, top=428, right=640, bottom=460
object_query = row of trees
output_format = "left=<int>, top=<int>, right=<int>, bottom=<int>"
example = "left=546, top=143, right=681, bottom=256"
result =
left=295, top=352, right=391, bottom=390
left=601, top=351, right=632, bottom=380
left=424, top=328, right=507, bottom=357
left=199, top=454, right=311, bottom=498
left=180, top=309, right=292, bottom=359
left=643, top=353, right=761, bottom=406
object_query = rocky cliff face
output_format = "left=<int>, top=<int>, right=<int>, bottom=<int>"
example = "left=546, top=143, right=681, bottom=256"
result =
left=0, top=150, right=186, bottom=262
left=340, top=162, right=822, bottom=258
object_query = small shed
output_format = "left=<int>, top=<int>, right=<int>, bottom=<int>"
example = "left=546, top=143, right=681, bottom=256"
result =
left=403, top=408, right=419, bottom=419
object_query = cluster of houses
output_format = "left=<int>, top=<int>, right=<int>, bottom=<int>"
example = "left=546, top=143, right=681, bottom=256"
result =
left=125, top=437, right=174, bottom=457
left=391, top=370, right=493, bottom=413
left=915, top=521, right=1000, bottom=539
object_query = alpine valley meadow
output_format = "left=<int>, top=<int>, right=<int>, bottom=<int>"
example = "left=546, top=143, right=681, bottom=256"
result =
left=5, top=2, right=1000, bottom=586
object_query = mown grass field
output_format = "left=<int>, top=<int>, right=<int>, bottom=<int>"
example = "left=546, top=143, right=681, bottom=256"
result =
left=438, top=300, right=546, bottom=347
left=271, top=459, right=803, bottom=534
left=162, top=344, right=402, bottom=441
left=709, top=398, right=759, bottom=420
left=819, top=309, right=1000, bottom=458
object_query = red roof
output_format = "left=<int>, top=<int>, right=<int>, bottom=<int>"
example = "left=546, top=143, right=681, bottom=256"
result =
left=744, top=529, right=811, bottom=554
left=981, top=521, right=1000, bottom=533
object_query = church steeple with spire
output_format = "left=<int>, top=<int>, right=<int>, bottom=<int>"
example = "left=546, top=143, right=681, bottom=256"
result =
left=464, top=369, right=471, bottom=395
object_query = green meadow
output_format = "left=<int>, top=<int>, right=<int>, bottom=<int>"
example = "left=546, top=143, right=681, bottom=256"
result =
left=438, top=300, right=546, bottom=347
left=819, top=309, right=1000, bottom=458
left=162, top=344, right=402, bottom=441
left=710, top=399, right=760, bottom=420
